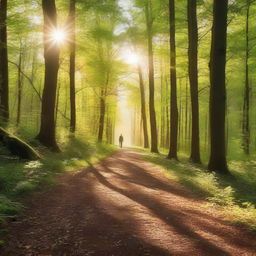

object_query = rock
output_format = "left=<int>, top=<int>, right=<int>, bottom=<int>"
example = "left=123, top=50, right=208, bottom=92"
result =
left=0, top=127, right=40, bottom=160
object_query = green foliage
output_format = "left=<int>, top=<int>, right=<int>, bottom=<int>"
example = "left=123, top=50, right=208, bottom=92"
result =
left=13, top=181, right=37, bottom=194
left=207, top=186, right=235, bottom=206
left=0, top=195, right=23, bottom=223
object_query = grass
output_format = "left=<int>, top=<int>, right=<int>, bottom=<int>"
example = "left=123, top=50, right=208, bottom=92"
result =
left=144, top=151, right=256, bottom=231
left=0, top=135, right=117, bottom=230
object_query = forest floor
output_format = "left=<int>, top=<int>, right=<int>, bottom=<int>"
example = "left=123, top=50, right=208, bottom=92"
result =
left=1, top=149, right=256, bottom=256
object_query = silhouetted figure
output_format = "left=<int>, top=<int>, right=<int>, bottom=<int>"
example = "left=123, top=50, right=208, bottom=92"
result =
left=119, top=134, right=124, bottom=148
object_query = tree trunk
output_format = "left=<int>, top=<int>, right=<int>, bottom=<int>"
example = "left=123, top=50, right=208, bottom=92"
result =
left=98, top=90, right=106, bottom=142
left=145, top=0, right=158, bottom=153
left=138, top=65, right=149, bottom=148
left=160, top=64, right=165, bottom=148
left=208, top=0, right=229, bottom=173
left=185, top=78, right=189, bottom=151
left=69, top=0, right=76, bottom=133
left=165, top=76, right=170, bottom=149
left=188, top=0, right=201, bottom=163
left=16, top=43, right=23, bottom=126
left=242, top=1, right=250, bottom=155
left=37, top=0, right=60, bottom=151
left=168, top=0, right=178, bottom=160
left=0, top=0, right=9, bottom=123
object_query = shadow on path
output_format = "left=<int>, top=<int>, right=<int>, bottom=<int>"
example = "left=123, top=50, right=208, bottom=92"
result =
left=1, top=149, right=256, bottom=255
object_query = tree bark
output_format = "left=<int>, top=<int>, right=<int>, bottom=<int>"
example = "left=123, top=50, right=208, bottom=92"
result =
left=138, top=65, right=149, bottom=148
left=0, top=0, right=9, bottom=123
left=168, top=0, right=178, bottom=160
left=145, top=0, right=158, bottom=153
left=188, top=0, right=201, bottom=163
left=165, top=76, right=170, bottom=148
left=208, top=0, right=229, bottom=173
left=37, top=0, right=60, bottom=151
left=98, top=89, right=106, bottom=142
left=69, top=0, right=76, bottom=133
left=16, top=42, right=23, bottom=126
left=242, top=0, right=250, bottom=155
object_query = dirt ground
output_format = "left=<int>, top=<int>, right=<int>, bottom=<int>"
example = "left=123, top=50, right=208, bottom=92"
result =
left=1, top=149, right=256, bottom=256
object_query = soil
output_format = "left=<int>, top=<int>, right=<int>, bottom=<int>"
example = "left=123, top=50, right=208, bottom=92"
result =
left=1, top=149, right=256, bottom=256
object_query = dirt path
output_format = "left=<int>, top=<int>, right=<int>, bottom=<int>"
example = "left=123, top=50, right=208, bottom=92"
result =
left=1, top=149, right=256, bottom=256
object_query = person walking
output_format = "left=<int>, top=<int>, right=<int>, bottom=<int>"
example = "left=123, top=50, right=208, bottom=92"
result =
left=119, top=134, right=124, bottom=148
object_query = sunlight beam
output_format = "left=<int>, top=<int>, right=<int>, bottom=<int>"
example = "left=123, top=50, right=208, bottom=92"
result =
left=126, top=53, right=139, bottom=65
left=50, top=28, right=67, bottom=45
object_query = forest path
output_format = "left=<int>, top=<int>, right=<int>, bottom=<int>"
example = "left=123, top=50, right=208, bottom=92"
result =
left=2, top=149, right=256, bottom=256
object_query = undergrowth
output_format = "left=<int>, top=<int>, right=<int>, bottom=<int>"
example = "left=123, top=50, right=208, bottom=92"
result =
left=0, top=135, right=116, bottom=230
left=144, top=152, right=256, bottom=231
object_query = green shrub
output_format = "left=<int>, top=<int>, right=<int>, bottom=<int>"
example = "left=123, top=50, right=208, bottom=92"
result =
left=13, top=181, right=37, bottom=194
left=0, top=195, right=23, bottom=218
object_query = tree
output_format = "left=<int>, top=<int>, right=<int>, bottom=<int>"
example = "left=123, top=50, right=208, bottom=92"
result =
left=242, top=0, right=251, bottom=155
left=69, top=0, right=76, bottom=133
left=0, top=0, right=9, bottom=123
left=16, top=40, right=23, bottom=126
left=138, top=64, right=149, bottom=148
left=168, top=0, right=178, bottom=160
left=145, top=0, right=159, bottom=153
left=208, top=0, right=229, bottom=173
left=187, top=0, right=201, bottom=163
left=37, top=0, right=60, bottom=151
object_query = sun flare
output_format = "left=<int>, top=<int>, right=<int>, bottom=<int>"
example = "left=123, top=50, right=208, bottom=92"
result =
left=50, top=28, right=67, bottom=44
left=126, top=52, right=140, bottom=65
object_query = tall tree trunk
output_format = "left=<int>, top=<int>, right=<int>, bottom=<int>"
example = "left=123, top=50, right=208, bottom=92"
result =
left=37, top=0, right=60, bottom=151
left=242, top=0, right=250, bottom=155
left=138, top=65, right=149, bottom=148
left=208, top=0, right=229, bottom=173
left=145, top=0, right=158, bottom=153
left=178, top=79, right=182, bottom=151
left=98, top=89, right=106, bottom=142
left=0, top=0, right=9, bottom=123
left=160, top=63, right=164, bottom=148
left=16, top=43, right=23, bottom=126
left=165, top=76, right=170, bottom=149
left=55, top=82, right=61, bottom=128
left=69, top=0, right=76, bottom=133
left=168, top=0, right=178, bottom=160
left=185, top=78, right=189, bottom=151
left=188, top=0, right=201, bottom=163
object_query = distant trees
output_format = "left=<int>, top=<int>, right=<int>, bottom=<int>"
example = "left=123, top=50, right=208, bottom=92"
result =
left=0, top=0, right=9, bottom=123
left=85, top=9, right=120, bottom=143
left=208, top=0, right=229, bottom=173
left=37, top=0, right=60, bottom=150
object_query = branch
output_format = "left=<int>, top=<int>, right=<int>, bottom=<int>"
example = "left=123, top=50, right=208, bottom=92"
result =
left=8, top=60, right=42, bottom=100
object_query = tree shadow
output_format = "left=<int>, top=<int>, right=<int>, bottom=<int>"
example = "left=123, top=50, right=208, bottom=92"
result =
left=144, top=152, right=256, bottom=206
left=3, top=150, right=256, bottom=255
left=84, top=158, right=256, bottom=255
